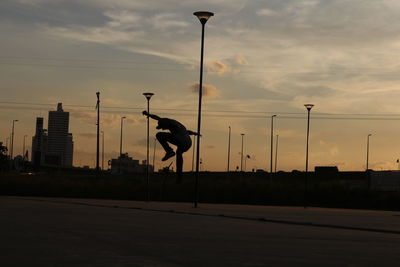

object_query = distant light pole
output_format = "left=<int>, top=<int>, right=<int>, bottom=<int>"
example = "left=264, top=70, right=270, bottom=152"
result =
left=22, top=135, right=27, bottom=159
left=96, top=92, right=100, bottom=172
left=10, top=119, right=18, bottom=159
left=304, top=104, right=314, bottom=208
left=101, top=131, right=104, bottom=170
left=366, top=134, right=372, bottom=171
left=191, top=135, right=195, bottom=172
left=274, top=134, right=279, bottom=173
left=193, top=10, right=214, bottom=208
left=143, top=92, right=154, bottom=202
left=270, top=115, right=277, bottom=173
left=240, top=133, right=245, bottom=172
left=119, top=116, right=126, bottom=157
left=227, top=126, right=231, bottom=172
left=119, top=116, right=126, bottom=173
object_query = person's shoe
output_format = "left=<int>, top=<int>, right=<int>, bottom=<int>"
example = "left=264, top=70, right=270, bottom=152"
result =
left=162, top=151, right=175, bottom=161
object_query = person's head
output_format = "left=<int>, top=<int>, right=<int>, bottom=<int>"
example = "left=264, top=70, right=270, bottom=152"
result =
left=156, top=119, right=169, bottom=130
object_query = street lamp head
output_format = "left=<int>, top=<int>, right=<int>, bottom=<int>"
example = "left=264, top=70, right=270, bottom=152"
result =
left=304, top=104, right=314, bottom=111
left=14, top=119, right=18, bottom=122
left=96, top=91, right=100, bottom=99
left=122, top=116, right=126, bottom=119
left=194, top=11, right=214, bottom=24
left=368, top=134, right=372, bottom=137
left=272, top=114, right=277, bottom=118
left=143, top=92, right=154, bottom=100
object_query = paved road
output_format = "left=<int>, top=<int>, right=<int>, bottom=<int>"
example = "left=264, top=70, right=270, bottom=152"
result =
left=1, top=196, right=400, bottom=266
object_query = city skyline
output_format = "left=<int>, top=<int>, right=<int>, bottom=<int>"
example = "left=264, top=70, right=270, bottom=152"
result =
left=2, top=0, right=400, bottom=171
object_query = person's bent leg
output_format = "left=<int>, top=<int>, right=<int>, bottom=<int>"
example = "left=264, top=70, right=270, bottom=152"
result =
left=156, top=132, right=176, bottom=161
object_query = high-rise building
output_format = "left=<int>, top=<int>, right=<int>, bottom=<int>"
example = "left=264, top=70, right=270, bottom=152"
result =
left=44, top=103, right=74, bottom=166
left=31, top=117, right=47, bottom=167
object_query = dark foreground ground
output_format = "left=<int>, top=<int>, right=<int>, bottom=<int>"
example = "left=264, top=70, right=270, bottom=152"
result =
left=1, top=196, right=400, bottom=266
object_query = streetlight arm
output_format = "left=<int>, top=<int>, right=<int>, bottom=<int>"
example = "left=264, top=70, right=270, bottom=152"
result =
left=142, top=110, right=160, bottom=121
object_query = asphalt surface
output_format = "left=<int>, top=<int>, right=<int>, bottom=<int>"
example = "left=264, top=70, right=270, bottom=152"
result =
left=1, top=196, right=400, bottom=266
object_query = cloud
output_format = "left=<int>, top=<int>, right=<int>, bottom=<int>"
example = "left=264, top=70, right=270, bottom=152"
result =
left=77, top=133, right=97, bottom=139
left=149, top=13, right=189, bottom=30
left=69, top=109, right=145, bottom=128
left=234, top=55, right=248, bottom=65
left=188, top=82, right=220, bottom=98
left=256, top=8, right=276, bottom=16
left=206, top=60, right=231, bottom=75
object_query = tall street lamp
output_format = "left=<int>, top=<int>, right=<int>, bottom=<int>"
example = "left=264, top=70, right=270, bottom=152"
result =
left=193, top=10, right=214, bottom=208
left=10, top=119, right=18, bottom=159
left=304, top=104, right=314, bottom=208
left=366, top=134, right=372, bottom=171
left=240, top=133, right=245, bottom=172
left=270, top=115, right=277, bottom=173
left=227, top=126, right=231, bottom=172
left=143, top=92, right=154, bottom=202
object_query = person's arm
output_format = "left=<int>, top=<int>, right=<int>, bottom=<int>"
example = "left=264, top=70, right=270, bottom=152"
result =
left=187, top=130, right=200, bottom=136
left=142, top=111, right=161, bottom=121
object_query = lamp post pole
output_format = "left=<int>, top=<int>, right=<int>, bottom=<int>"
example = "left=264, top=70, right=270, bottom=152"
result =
left=153, top=137, right=157, bottom=172
left=120, top=116, right=126, bottom=157
left=240, top=133, right=245, bottom=172
left=227, top=126, right=231, bottom=172
left=366, top=134, right=372, bottom=171
left=304, top=104, right=314, bottom=208
left=96, top=92, right=100, bottom=172
left=101, top=131, right=104, bottom=170
left=119, top=116, right=126, bottom=173
left=10, top=119, right=18, bottom=159
left=270, top=115, right=276, bottom=173
left=275, top=134, right=279, bottom=173
left=22, top=135, right=27, bottom=159
left=143, top=92, right=154, bottom=202
left=193, top=11, right=214, bottom=208
left=191, top=135, right=195, bottom=172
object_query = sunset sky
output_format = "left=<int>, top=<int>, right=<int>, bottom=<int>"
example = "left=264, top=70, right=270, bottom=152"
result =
left=2, top=0, right=400, bottom=172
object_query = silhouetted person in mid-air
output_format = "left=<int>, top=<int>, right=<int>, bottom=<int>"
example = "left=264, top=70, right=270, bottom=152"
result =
left=142, top=111, right=199, bottom=183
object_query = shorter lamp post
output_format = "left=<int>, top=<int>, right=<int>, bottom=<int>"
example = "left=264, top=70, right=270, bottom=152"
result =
left=119, top=116, right=126, bottom=173
left=101, top=131, right=104, bottom=170
left=143, top=92, right=154, bottom=202
left=240, top=133, right=245, bottom=172
left=270, top=115, right=277, bottom=173
left=227, top=126, right=231, bottom=172
left=304, top=104, right=314, bottom=208
left=275, top=134, right=279, bottom=173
